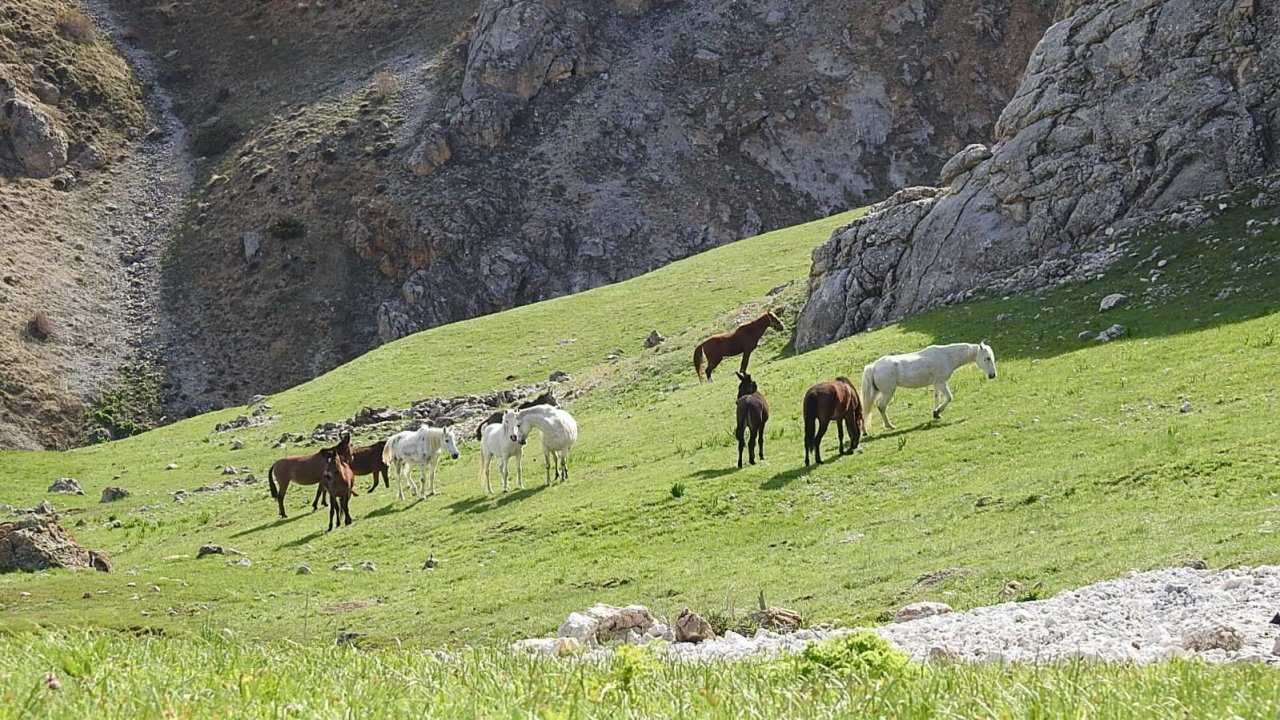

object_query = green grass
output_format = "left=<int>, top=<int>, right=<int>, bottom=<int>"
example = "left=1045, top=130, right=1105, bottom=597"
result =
left=3, top=198, right=1280, bottom=716
left=2, top=632, right=1279, bottom=719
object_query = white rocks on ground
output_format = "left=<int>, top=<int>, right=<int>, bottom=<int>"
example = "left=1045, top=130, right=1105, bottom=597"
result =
left=517, top=567, right=1280, bottom=665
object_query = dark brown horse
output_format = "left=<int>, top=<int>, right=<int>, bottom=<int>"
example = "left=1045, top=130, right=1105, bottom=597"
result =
left=351, top=440, right=391, bottom=493
left=734, top=371, right=769, bottom=468
left=474, top=390, right=558, bottom=440
left=803, top=377, right=865, bottom=466
left=694, top=310, right=784, bottom=383
left=320, top=448, right=355, bottom=531
left=268, top=435, right=352, bottom=518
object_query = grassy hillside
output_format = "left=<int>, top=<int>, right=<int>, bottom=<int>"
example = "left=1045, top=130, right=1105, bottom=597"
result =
left=2, top=193, right=1280, bottom=669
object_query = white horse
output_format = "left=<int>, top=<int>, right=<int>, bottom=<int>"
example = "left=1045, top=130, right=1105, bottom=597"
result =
left=504, top=404, right=577, bottom=486
left=861, top=341, right=997, bottom=432
left=479, top=411, right=523, bottom=493
left=381, top=425, right=461, bottom=499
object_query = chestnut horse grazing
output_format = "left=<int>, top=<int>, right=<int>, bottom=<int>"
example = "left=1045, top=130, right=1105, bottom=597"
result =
left=351, top=440, right=390, bottom=493
left=320, top=448, right=355, bottom=531
left=694, top=310, right=785, bottom=383
left=803, top=377, right=865, bottom=466
left=268, top=435, right=352, bottom=518
left=734, top=372, right=769, bottom=468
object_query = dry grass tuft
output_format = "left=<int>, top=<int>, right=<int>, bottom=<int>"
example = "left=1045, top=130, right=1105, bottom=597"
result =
left=55, top=10, right=98, bottom=44
left=370, top=70, right=402, bottom=103
left=25, top=311, right=53, bottom=342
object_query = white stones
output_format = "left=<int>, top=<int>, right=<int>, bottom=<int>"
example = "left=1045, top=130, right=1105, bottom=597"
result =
left=1182, top=624, right=1245, bottom=652
left=893, top=601, right=954, bottom=623
left=296, top=565, right=312, bottom=575
left=557, top=612, right=599, bottom=646
left=512, top=637, right=582, bottom=656
left=1180, top=402, right=1193, bottom=414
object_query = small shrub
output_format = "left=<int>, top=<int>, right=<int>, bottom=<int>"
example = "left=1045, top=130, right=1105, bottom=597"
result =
left=793, top=631, right=918, bottom=680
left=669, top=482, right=685, bottom=499
left=608, top=644, right=660, bottom=695
left=268, top=216, right=305, bottom=240
left=56, top=11, right=98, bottom=44
left=369, top=70, right=402, bottom=103
left=25, top=311, right=52, bottom=341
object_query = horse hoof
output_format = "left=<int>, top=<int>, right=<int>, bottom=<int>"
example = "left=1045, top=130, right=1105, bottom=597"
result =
left=932, top=411, right=941, bottom=420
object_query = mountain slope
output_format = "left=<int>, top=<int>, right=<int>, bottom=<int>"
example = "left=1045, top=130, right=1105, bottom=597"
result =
left=3, top=192, right=1279, bottom=647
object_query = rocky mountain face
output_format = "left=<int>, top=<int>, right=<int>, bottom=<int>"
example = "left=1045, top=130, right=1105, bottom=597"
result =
left=153, top=0, right=1054, bottom=414
left=796, top=0, right=1279, bottom=350
left=3, top=0, right=1056, bottom=447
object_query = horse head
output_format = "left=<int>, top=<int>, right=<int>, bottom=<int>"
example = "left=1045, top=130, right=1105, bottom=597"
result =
left=735, top=371, right=757, bottom=398
left=331, top=433, right=353, bottom=462
left=441, top=427, right=461, bottom=460
left=501, top=410, right=521, bottom=444
left=766, top=310, right=785, bottom=332
left=524, top=390, right=557, bottom=408
left=977, top=341, right=997, bottom=380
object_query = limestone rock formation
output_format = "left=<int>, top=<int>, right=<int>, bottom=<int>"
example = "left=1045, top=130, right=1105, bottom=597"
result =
left=0, top=516, right=109, bottom=572
left=2, top=95, right=69, bottom=178
left=796, top=0, right=1278, bottom=351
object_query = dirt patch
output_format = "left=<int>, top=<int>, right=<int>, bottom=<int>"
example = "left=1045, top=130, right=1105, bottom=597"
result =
left=320, top=598, right=383, bottom=615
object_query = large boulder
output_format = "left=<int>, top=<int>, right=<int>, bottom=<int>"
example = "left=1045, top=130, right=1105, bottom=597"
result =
left=0, top=516, right=109, bottom=572
left=796, top=0, right=1279, bottom=351
left=2, top=96, right=69, bottom=178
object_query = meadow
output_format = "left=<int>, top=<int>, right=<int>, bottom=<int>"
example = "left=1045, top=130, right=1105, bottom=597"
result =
left=2, top=198, right=1280, bottom=717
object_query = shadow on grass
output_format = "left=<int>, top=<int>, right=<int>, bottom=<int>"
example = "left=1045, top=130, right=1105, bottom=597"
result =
left=230, top=513, right=304, bottom=539
left=862, top=418, right=959, bottom=444
left=278, top=529, right=325, bottom=549
left=888, top=209, right=1280, bottom=362
left=760, top=463, right=817, bottom=490
left=688, top=467, right=738, bottom=480
left=364, top=500, right=422, bottom=519
left=446, top=485, right=548, bottom=515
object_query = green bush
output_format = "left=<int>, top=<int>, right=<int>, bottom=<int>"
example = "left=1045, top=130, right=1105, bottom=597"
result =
left=268, top=215, right=305, bottom=240
left=793, top=631, right=918, bottom=680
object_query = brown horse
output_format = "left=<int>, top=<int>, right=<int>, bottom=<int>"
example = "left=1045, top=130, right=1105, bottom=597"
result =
left=734, top=371, right=769, bottom=468
left=474, top=390, right=558, bottom=441
left=320, top=448, right=355, bottom=531
left=694, top=310, right=784, bottom=383
left=268, top=434, right=352, bottom=518
left=351, top=440, right=391, bottom=493
left=803, top=377, right=865, bottom=466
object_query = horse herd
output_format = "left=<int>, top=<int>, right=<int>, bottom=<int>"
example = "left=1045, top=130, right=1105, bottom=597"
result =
left=268, top=310, right=997, bottom=531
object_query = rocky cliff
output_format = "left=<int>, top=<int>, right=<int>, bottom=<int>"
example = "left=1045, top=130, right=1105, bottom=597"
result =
left=796, top=0, right=1278, bottom=350
left=151, top=0, right=1055, bottom=413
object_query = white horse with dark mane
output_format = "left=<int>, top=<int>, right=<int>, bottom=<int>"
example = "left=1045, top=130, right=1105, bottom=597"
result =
left=479, top=411, right=524, bottom=493
left=504, top=405, right=577, bottom=486
left=861, top=341, right=997, bottom=432
left=381, top=425, right=461, bottom=499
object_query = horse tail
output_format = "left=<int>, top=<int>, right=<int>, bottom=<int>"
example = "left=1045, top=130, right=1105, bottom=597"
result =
left=268, top=464, right=279, bottom=500
left=803, top=392, right=817, bottom=454
left=861, top=364, right=876, bottom=423
left=693, top=343, right=707, bottom=382
left=381, top=439, right=395, bottom=467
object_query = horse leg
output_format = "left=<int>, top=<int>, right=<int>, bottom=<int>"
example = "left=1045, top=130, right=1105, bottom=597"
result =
left=483, top=452, right=493, bottom=494
left=739, top=349, right=752, bottom=375
left=516, top=451, right=524, bottom=490
left=705, top=352, right=721, bottom=383
left=562, top=450, right=570, bottom=482
left=747, top=423, right=758, bottom=465
left=544, top=447, right=553, bottom=486
left=934, top=382, right=954, bottom=419
left=276, top=477, right=290, bottom=518
left=813, top=418, right=829, bottom=465
left=427, top=457, right=438, bottom=497
left=736, top=421, right=746, bottom=469
left=312, top=484, right=324, bottom=511
left=499, top=455, right=509, bottom=493
left=877, top=386, right=898, bottom=430
left=845, top=415, right=861, bottom=452
left=836, top=418, right=845, bottom=456
left=757, top=417, right=766, bottom=461
left=365, top=473, right=379, bottom=494
left=343, top=493, right=352, bottom=526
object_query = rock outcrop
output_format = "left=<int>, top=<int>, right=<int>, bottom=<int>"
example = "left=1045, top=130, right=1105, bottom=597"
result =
left=0, top=516, right=110, bottom=573
left=1, top=95, right=69, bottom=178
left=796, top=0, right=1279, bottom=351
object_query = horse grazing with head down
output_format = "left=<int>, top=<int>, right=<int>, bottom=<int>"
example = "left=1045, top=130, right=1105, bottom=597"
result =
left=861, top=341, right=997, bottom=432
left=694, top=310, right=784, bottom=383
left=268, top=435, right=353, bottom=519
left=320, top=447, right=355, bottom=531
left=734, top=371, right=769, bottom=468
left=803, top=377, right=865, bottom=466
